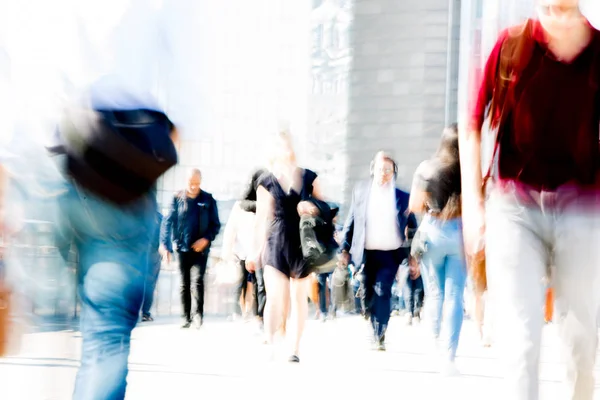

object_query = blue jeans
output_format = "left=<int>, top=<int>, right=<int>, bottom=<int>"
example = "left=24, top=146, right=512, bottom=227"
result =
left=420, top=216, right=466, bottom=362
left=317, top=272, right=332, bottom=315
left=141, top=256, right=161, bottom=317
left=57, top=183, right=155, bottom=400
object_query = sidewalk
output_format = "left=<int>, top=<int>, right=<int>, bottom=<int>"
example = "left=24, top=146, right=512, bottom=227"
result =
left=1, top=316, right=599, bottom=400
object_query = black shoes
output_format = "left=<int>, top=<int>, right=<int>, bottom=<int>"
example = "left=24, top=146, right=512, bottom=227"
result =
left=288, top=355, right=300, bottom=363
left=181, top=320, right=192, bottom=329
left=141, top=314, right=154, bottom=322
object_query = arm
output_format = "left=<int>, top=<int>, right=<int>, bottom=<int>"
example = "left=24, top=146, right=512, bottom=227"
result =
left=221, top=202, right=240, bottom=261
left=205, top=195, right=221, bottom=243
left=460, top=33, right=503, bottom=253
left=249, top=186, right=274, bottom=265
left=311, top=176, right=324, bottom=201
left=408, top=162, right=429, bottom=214
left=161, top=196, right=178, bottom=253
left=340, top=188, right=356, bottom=254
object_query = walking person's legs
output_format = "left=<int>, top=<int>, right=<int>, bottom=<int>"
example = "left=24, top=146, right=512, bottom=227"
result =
left=263, top=266, right=290, bottom=345
left=178, top=253, right=193, bottom=327
left=441, top=253, right=467, bottom=363
left=235, top=260, right=250, bottom=317
left=486, top=192, right=548, bottom=400
left=193, top=252, right=209, bottom=326
left=254, top=266, right=267, bottom=324
left=141, top=257, right=161, bottom=320
left=371, top=250, right=402, bottom=349
left=59, top=186, right=155, bottom=400
left=289, top=277, right=310, bottom=361
left=317, top=272, right=330, bottom=320
left=553, top=203, right=600, bottom=400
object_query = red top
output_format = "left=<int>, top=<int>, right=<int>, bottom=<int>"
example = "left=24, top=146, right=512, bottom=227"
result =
left=471, top=20, right=600, bottom=191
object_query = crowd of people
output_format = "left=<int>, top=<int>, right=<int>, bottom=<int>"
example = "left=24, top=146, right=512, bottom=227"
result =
left=1, top=1, right=600, bottom=400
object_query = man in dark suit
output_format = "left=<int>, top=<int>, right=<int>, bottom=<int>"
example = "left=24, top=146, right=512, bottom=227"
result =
left=341, top=151, right=417, bottom=351
left=162, top=168, right=221, bottom=328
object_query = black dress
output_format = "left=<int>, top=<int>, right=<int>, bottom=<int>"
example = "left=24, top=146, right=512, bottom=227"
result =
left=259, top=168, right=317, bottom=279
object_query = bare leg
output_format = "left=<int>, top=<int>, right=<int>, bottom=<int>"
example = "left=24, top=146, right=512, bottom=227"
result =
left=245, top=281, right=254, bottom=317
left=280, top=291, right=290, bottom=336
left=263, top=266, right=290, bottom=344
left=289, top=277, right=310, bottom=357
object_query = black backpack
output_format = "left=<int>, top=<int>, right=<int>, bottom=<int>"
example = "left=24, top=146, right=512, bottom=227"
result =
left=299, top=170, right=339, bottom=273
left=50, top=108, right=178, bottom=205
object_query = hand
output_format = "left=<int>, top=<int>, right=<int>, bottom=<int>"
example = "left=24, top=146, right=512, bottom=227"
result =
left=159, top=245, right=172, bottom=264
left=339, top=251, right=350, bottom=267
left=297, top=201, right=318, bottom=216
left=246, top=260, right=256, bottom=273
left=192, top=238, right=210, bottom=253
left=462, top=199, right=485, bottom=257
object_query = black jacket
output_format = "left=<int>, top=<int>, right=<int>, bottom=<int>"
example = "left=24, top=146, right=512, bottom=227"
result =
left=162, top=190, right=221, bottom=253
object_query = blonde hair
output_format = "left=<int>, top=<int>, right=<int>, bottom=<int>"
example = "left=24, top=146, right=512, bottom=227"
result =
left=267, top=130, right=297, bottom=170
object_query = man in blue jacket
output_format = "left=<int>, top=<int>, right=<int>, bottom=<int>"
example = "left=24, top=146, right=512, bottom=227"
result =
left=162, top=168, right=221, bottom=328
left=341, top=151, right=417, bottom=351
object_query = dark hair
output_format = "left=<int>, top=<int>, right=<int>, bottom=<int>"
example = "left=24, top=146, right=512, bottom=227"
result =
left=242, top=168, right=267, bottom=202
left=427, top=124, right=461, bottom=220
left=238, top=168, right=267, bottom=213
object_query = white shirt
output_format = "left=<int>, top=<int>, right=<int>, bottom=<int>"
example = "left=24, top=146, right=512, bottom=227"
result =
left=221, top=202, right=256, bottom=261
left=365, top=181, right=402, bottom=251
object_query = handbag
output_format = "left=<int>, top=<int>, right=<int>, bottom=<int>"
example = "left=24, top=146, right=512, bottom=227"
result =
left=50, top=108, right=178, bottom=205
left=214, top=258, right=243, bottom=286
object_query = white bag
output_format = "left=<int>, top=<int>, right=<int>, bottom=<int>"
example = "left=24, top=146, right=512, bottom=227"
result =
left=214, top=259, right=242, bottom=286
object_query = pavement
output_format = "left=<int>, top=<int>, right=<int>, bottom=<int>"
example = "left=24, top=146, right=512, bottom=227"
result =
left=1, top=314, right=600, bottom=400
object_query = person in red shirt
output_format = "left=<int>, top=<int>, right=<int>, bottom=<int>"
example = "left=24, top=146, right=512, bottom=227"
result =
left=460, top=1, right=600, bottom=399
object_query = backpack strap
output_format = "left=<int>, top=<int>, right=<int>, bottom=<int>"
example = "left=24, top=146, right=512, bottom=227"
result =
left=482, top=19, right=535, bottom=194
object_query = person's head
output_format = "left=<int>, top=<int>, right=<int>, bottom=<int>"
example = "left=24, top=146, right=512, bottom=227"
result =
left=371, top=151, right=396, bottom=186
left=242, top=168, right=267, bottom=202
left=537, top=0, right=587, bottom=39
left=269, top=130, right=297, bottom=170
left=435, top=123, right=459, bottom=162
left=186, top=168, right=202, bottom=197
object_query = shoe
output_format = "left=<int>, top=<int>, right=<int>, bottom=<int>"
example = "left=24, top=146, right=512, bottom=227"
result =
left=377, top=337, right=386, bottom=351
left=320, top=315, right=327, bottom=323
left=141, top=315, right=154, bottom=322
left=195, top=315, right=203, bottom=329
left=288, top=355, right=300, bottom=363
left=181, top=320, right=192, bottom=329
left=441, top=361, right=460, bottom=377
left=406, top=315, right=413, bottom=326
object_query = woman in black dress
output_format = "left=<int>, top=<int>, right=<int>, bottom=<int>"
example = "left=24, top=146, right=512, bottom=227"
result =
left=247, top=131, right=324, bottom=363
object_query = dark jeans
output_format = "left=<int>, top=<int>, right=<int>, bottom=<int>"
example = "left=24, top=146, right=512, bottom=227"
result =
left=141, top=256, right=161, bottom=316
left=235, top=260, right=255, bottom=315
left=254, top=267, right=266, bottom=318
left=403, top=276, right=424, bottom=317
left=363, top=248, right=406, bottom=341
left=352, top=279, right=362, bottom=313
left=317, top=272, right=332, bottom=315
left=178, top=250, right=209, bottom=322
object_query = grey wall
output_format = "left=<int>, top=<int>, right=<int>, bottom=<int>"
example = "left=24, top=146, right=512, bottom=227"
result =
left=344, top=0, right=461, bottom=207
